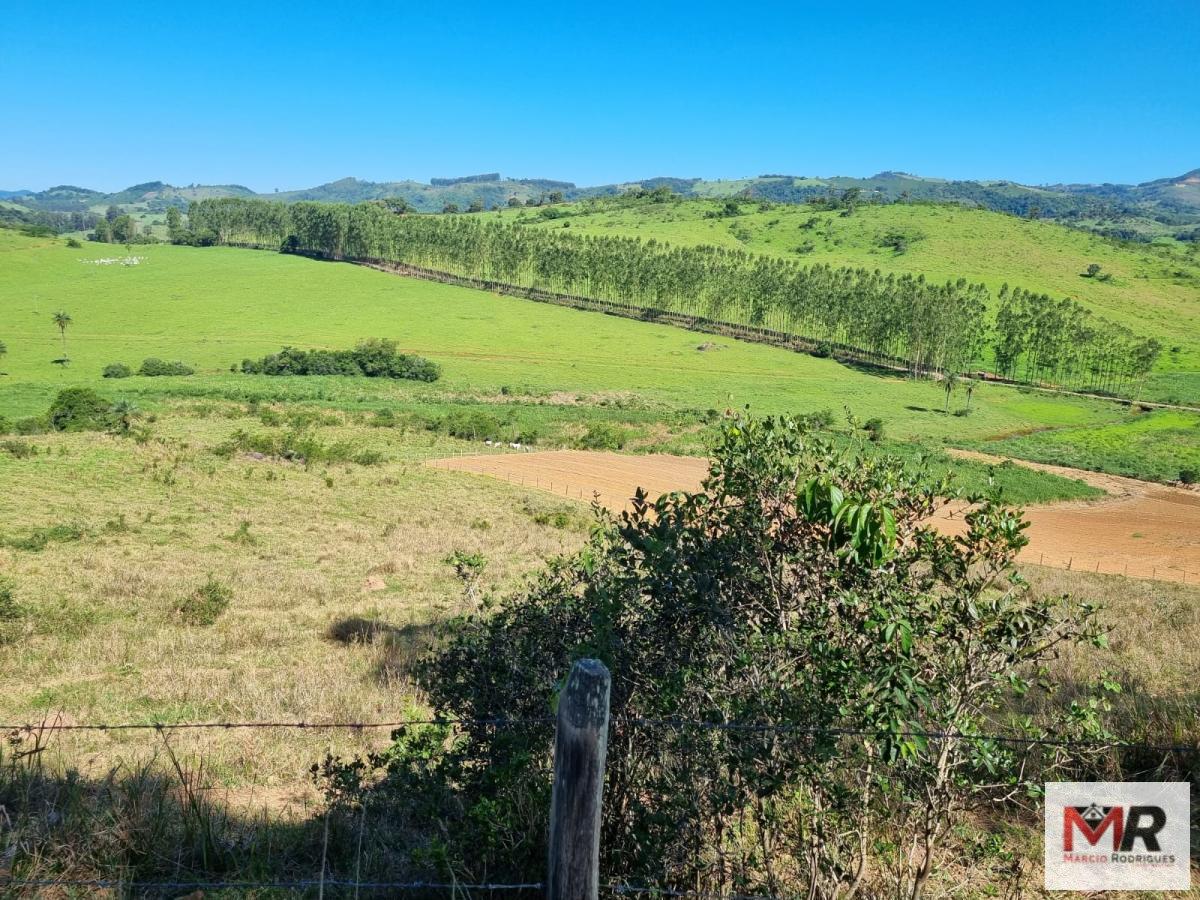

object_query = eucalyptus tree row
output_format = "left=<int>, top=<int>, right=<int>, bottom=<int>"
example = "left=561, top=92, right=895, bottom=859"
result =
left=992, top=285, right=1161, bottom=396
left=189, top=198, right=1160, bottom=392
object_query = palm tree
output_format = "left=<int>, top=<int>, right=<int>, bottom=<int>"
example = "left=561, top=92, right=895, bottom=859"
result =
left=52, top=311, right=72, bottom=358
left=109, top=398, right=142, bottom=435
left=943, top=372, right=959, bottom=412
left=963, top=378, right=975, bottom=409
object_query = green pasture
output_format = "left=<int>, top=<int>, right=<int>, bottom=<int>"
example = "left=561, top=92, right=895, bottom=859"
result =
left=2, top=228, right=1195, bottom=490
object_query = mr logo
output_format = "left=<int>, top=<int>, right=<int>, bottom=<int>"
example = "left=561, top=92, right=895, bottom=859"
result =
left=1063, top=804, right=1166, bottom=852
left=1044, top=782, right=1189, bottom=890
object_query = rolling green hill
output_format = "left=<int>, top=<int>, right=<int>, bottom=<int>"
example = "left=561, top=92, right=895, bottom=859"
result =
left=493, top=196, right=1200, bottom=403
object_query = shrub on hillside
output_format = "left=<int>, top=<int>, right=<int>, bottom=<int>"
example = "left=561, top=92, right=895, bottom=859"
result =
left=47, top=388, right=113, bottom=432
left=240, top=339, right=440, bottom=382
left=1180, top=468, right=1197, bottom=485
left=2, top=440, right=36, bottom=459
left=0, top=415, right=9, bottom=435
left=103, top=362, right=133, bottom=378
left=575, top=421, right=627, bottom=450
left=178, top=576, right=231, bottom=626
left=14, top=417, right=47, bottom=435
left=138, top=358, right=195, bottom=376
left=439, top=409, right=505, bottom=441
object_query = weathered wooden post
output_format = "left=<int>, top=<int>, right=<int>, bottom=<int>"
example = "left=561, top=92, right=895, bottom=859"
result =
left=548, top=658, right=611, bottom=900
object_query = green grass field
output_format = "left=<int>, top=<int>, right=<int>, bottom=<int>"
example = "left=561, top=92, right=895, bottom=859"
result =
left=0, top=229, right=1127, bottom=431
left=981, top=408, right=1200, bottom=482
left=496, top=199, right=1200, bottom=402
left=3, top=227, right=1195, bottom=488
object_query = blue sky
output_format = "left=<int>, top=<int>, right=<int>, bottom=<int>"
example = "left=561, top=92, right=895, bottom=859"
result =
left=2, top=0, right=1197, bottom=192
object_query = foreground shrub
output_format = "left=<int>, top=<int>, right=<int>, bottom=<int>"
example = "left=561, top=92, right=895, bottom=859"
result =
left=241, top=338, right=440, bottom=382
left=178, top=576, right=231, bottom=625
left=102, top=362, right=132, bottom=378
left=138, top=358, right=195, bottom=376
left=0, top=415, right=9, bottom=435
left=47, top=388, right=112, bottom=431
left=317, top=415, right=1110, bottom=896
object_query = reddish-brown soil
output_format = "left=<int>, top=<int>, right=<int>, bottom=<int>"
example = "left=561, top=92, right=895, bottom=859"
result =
left=431, top=450, right=1200, bottom=584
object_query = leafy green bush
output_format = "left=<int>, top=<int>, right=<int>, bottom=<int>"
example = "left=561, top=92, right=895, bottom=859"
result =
left=47, top=388, right=112, bottom=432
left=316, top=415, right=1110, bottom=895
left=863, top=417, right=885, bottom=442
left=240, top=339, right=440, bottom=382
left=102, top=362, right=133, bottom=378
left=215, top=428, right=374, bottom=467
left=138, top=358, right=195, bottom=376
left=0, top=415, right=10, bottom=435
left=178, top=576, right=232, bottom=625
left=440, top=409, right=504, bottom=441
left=575, top=422, right=627, bottom=450
left=14, top=417, right=47, bottom=435
left=1180, top=468, right=1197, bottom=485
left=2, top=440, right=36, bottom=459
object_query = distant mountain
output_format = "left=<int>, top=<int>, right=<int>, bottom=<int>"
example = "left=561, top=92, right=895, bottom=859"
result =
left=3, top=170, right=1198, bottom=239
left=10, top=181, right=255, bottom=214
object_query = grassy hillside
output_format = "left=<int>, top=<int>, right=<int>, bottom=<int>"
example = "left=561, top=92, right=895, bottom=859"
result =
left=0, top=229, right=1121, bottom=433
left=3, top=227, right=1196, bottom=486
left=495, top=198, right=1200, bottom=402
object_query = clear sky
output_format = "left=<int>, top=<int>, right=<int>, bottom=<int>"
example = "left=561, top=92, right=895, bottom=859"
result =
left=2, top=0, right=1197, bottom=192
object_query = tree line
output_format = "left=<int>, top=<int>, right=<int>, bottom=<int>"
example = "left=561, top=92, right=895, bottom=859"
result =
left=188, top=197, right=1162, bottom=394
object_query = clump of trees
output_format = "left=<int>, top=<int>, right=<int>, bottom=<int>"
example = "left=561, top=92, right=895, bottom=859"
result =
left=313, top=414, right=1111, bottom=897
left=239, top=338, right=440, bottom=381
left=137, top=358, right=195, bottom=376
left=187, top=198, right=1163, bottom=395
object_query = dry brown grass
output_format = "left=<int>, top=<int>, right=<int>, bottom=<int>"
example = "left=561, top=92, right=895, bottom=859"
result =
left=0, top=403, right=581, bottom=809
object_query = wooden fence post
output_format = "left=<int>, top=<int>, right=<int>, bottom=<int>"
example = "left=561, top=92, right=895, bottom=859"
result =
left=548, top=658, right=611, bottom=900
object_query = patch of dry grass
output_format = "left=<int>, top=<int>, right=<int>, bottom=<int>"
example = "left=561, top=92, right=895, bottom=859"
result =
left=1025, top=566, right=1200, bottom=752
left=0, top=403, right=582, bottom=802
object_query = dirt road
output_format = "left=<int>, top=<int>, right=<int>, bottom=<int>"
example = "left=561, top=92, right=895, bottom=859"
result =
left=431, top=450, right=1200, bottom=584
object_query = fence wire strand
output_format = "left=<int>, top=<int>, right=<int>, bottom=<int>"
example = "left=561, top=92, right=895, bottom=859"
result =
left=0, top=877, right=544, bottom=892
left=3, top=715, right=1195, bottom=755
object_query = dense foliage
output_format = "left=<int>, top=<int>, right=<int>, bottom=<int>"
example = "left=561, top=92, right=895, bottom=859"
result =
left=137, top=358, right=195, bottom=376
left=239, top=338, right=440, bottom=381
left=316, top=415, right=1109, bottom=897
left=46, top=389, right=115, bottom=431
left=189, top=198, right=1161, bottom=393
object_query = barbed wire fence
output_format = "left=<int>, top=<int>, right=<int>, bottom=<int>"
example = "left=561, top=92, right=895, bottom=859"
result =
left=2, top=658, right=1197, bottom=898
